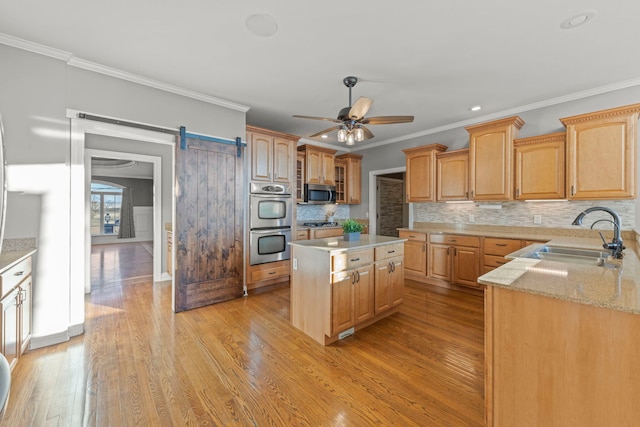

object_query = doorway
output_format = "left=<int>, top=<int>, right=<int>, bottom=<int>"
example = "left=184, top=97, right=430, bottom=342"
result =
left=367, top=166, right=408, bottom=237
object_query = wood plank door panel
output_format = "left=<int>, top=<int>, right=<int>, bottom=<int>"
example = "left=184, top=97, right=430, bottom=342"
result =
left=175, top=137, right=243, bottom=312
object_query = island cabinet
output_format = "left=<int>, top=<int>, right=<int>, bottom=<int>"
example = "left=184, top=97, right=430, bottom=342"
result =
left=1, top=252, right=34, bottom=370
left=298, top=144, right=337, bottom=185
left=334, top=153, right=362, bottom=204
left=466, top=116, right=525, bottom=201
left=398, top=230, right=427, bottom=276
left=485, top=286, right=640, bottom=426
left=247, top=125, right=299, bottom=184
left=481, top=237, right=523, bottom=275
left=513, top=132, right=566, bottom=200
left=436, top=148, right=469, bottom=201
left=290, top=236, right=405, bottom=345
left=402, top=143, right=447, bottom=202
left=560, top=103, right=640, bottom=200
left=374, top=244, right=404, bottom=313
left=428, top=234, right=480, bottom=289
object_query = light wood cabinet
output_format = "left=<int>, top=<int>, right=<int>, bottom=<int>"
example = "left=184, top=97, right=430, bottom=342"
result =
left=1, top=254, right=33, bottom=370
left=247, top=126, right=299, bottom=184
left=310, top=227, right=343, bottom=239
left=246, top=260, right=290, bottom=291
left=514, top=132, right=566, bottom=200
left=290, top=239, right=403, bottom=345
left=298, top=144, right=337, bottom=185
left=402, top=144, right=447, bottom=202
left=466, top=116, right=525, bottom=201
left=428, top=234, right=480, bottom=288
left=334, top=153, right=362, bottom=204
left=399, top=230, right=427, bottom=276
left=294, top=228, right=309, bottom=240
left=436, top=148, right=469, bottom=201
left=482, top=237, right=523, bottom=274
left=295, top=152, right=305, bottom=202
left=560, top=103, right=640, bottom=200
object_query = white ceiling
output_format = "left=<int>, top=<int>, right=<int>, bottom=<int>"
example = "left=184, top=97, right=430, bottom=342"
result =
left=2, top=1, right=640, bottom=149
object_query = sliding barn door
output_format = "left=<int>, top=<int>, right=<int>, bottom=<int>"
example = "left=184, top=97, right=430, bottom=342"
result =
left=174, top=136, right=243, bottom=312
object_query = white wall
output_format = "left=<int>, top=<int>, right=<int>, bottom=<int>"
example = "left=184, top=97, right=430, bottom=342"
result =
left=0, top=43, right=247, bottom=348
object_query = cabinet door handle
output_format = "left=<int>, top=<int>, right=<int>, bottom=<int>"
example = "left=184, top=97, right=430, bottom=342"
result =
left=465, top=191, right=469, bottom=199
left=516, top=188, right=520, bottom=198
left=471, top=190, right=474, bottom=198
left=454, top=248, right=458, bottom=256
left=356, top=271, right=360, bottom=283
left=14, top=271, right=25, bottom=276
left=387, top=262, right=392, bottom=273
left=447, top=247, right=450, bottom=256
left=351, top=272, right=356, bottom=284
left=571, top=185, right=575, bottom=196
left=496, top=243, right=507, bottom=247
left=392, top=262, right=396, bottom=272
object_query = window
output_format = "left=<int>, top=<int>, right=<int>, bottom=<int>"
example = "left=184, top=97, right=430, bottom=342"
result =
left=90, top=183, right=122, bottom=235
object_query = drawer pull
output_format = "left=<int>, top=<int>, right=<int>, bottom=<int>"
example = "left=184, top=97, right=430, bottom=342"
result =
left=449, top=239, right=457, bottom=243
left=495, top=243, right=507, bottom=247
left=268, top=271, right=276, bottom=275
left=14, top=271, right=25, bottom=277
left=409, top=235, right=416, bottom=238
left=387, top=250, right=395, bottom=254
left=350, top=257, right=360, bottom=262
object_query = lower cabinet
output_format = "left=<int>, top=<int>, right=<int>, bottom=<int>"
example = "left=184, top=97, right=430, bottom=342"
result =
left=399, top=230, right=427, bottom=276
left=1, top=254, right=34, bottom=370
left=246, top=260, right=290, bottom=291
left=331, top=264, right=374, bottom=335
left=482, top=237, right=524, bottom=274
left=310, top=227, right=343, bottom=239
left=428, top=234, right=480, bottom=289
left=290, top=239, right=405, bottom=345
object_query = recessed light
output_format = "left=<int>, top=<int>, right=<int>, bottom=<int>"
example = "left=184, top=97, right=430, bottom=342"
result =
left=470, top=105, right=482, bottom=112
left=246, top=14, right=278, bottom=37
left=561, top=10, right=596, bottom=29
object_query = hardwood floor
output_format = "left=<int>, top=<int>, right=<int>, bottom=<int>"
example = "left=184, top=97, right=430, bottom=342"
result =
left=4, top=244, right=485, bottom=426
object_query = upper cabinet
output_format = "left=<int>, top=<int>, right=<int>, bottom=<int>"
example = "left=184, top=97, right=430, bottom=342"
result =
left=335, top=153, right=363, bottom=204
left=560, top=103, right=640, bottom=200
left=247, top=125, right=299, bottom=184
left=466, top=116, right=525, bottom=201
left=298, top=144, right=337, bottom=185
left=403, top=143, right=447, bottom=202
left=295, top=152, right=305, bottom=202
left=513, top=132, right=566, bottom=200
left=436, top=148, right=469, bottom=201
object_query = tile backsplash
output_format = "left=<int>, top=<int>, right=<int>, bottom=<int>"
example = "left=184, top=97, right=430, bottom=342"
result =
left=296, top=204, right=350, bottom=222
left=413, top=200, right=635, bottom=231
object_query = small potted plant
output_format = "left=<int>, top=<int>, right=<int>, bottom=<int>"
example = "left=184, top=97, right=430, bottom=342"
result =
left=342, top=218, right=364, bottom=241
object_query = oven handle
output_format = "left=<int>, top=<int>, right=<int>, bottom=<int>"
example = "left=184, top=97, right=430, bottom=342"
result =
left=250, top=228, right=292, bottom=235
left=250, top=193, right=292, bottom=199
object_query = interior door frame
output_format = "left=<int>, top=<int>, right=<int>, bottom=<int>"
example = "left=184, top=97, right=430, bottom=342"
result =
left=68, top=109, right=176, bottom=335
left=368, top=166, right=407, bottom=237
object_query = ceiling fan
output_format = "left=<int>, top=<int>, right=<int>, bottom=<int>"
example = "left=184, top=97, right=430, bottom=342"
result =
left=292, top=76, right=414, bottom=145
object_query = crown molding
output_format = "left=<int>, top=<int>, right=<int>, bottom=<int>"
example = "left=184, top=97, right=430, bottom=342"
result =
left=0, top=32, right=72, bottom=60
left=0, top=32, right=250, bottom=113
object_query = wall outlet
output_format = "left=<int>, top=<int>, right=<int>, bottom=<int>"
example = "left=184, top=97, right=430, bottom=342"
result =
left=293, top=258, right=298, bottom=270
left=468, top=214, right=475, bottom=223
left=534, top=215, right=542, bottom=224
left=365, top=211, right=369, bottom=218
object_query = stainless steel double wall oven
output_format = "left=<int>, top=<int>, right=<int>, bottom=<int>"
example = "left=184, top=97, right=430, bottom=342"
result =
left=249, top=182, right=292, bottom=265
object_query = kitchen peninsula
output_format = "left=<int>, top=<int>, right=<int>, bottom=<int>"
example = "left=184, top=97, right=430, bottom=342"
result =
left=289, top=235, right=406, bottom=345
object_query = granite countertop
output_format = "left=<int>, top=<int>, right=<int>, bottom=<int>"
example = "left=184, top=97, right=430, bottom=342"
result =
left=0, top=249, right=37, bottom=273
left=289, top=235, right=406, bottom=253
left=402, top=223, right=640, bottom=315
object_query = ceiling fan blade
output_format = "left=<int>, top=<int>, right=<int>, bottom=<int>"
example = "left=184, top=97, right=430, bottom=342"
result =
left=348, top=97, right=373, bottom=120
left=362, top=115, right=414, bottom=125
left=308, top=126, right=342, bottom=138
left=292, top=115, right=341, bottom=123
left=362, top=126, right=375, bottom=140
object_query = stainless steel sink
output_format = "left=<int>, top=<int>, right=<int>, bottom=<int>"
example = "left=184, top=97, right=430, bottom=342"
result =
left=517, top=245, right=612, bottom=267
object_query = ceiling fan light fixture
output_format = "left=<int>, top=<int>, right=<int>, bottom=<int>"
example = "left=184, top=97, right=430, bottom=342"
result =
left=337, top=128, right=347, bottom=142
left=354, top=127, right=365, bottom=141
left=346, top=132, right=355, bottom=145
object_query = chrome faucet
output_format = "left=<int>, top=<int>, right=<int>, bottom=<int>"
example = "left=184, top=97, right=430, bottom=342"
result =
left=572, top=207, right=624, bottom=259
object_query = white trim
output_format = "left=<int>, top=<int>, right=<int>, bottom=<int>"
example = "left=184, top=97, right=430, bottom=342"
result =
left=30, top=330, right=70, bottom=350
left=71, top=116, right=176, bottom=332
left=368, top=166, right=407, bottom=236
left=0, top=32, right=72, bottom=60
left=0, top=33, right=250, bottom=112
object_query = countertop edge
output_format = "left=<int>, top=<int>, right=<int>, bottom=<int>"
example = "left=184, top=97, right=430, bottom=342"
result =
left=0, top=248, right=37, bottom=274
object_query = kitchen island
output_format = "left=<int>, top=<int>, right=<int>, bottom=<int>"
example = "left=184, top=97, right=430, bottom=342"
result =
left=289, top=235, right=406, bottom=345
left=479, top=236, right=640, bottom=426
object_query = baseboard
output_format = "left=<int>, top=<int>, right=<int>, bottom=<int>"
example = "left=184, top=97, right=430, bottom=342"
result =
left=29, top=323, right=85, bottom=350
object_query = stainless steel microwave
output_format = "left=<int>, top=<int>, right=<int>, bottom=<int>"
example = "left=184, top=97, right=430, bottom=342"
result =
left=303, top=183, right=336, bottom=204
